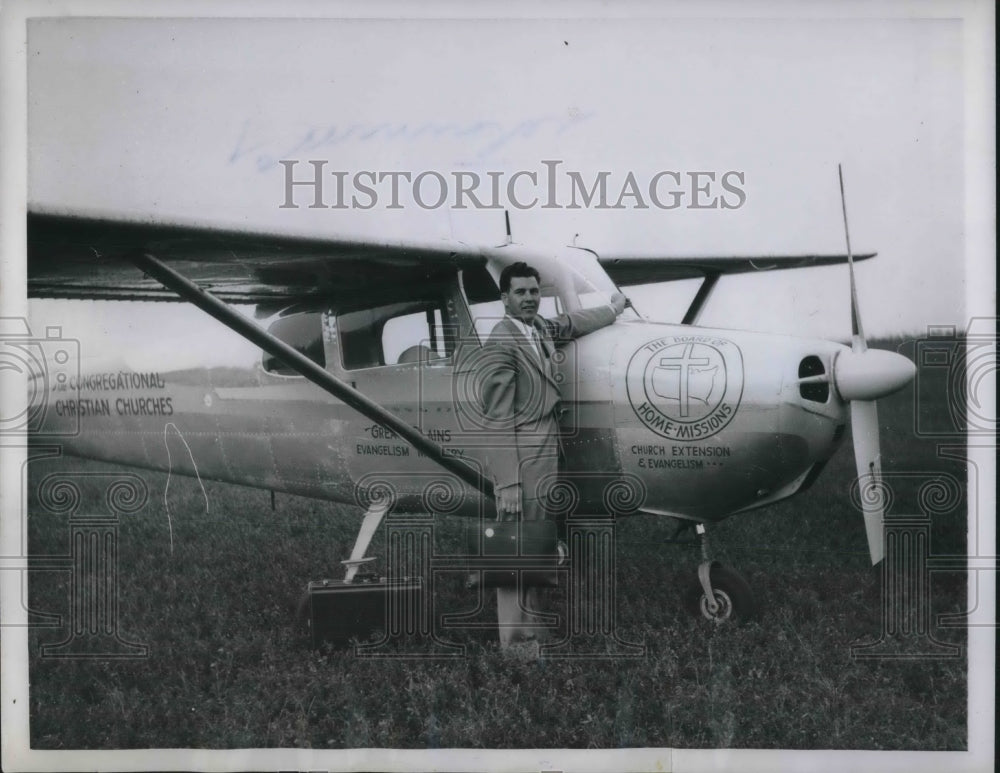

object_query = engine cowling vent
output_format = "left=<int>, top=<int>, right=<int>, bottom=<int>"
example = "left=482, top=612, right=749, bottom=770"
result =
left=798, top=356, right=829, bottom=403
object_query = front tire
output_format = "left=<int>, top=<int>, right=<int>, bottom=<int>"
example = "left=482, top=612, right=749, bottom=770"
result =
left=684, top=563, right=757, bottom=623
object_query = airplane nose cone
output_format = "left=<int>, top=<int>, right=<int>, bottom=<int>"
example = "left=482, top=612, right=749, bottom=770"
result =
left=834, top=348, right=916, bottom=401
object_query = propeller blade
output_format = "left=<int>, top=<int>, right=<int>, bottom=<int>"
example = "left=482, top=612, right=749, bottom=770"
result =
left=851, top=399, right=885, bottom=564
left=839, top=164, right=887, bottom=564
left=838, top=164, right=867, bottom=353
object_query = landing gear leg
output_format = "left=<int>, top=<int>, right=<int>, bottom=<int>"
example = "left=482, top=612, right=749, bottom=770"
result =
left=695, top=524, right=718, bottom=615
left=685, top=523, right=758, bottom=623
left=341, top=498, right=391, bottom=582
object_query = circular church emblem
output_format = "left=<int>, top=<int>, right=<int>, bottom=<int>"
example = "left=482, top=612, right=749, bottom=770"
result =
left=626, top=335, right=744, bottom=440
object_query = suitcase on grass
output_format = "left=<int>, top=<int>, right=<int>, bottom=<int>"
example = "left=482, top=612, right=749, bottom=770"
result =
left=304, top=576, right=424, bottom=648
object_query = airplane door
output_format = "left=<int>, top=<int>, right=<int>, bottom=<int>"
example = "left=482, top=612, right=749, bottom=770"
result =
left=329, top=270, right=475, bottom=512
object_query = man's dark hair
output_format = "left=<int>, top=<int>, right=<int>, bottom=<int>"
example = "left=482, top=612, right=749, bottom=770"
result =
left=499, top=262, right=541, bottom=294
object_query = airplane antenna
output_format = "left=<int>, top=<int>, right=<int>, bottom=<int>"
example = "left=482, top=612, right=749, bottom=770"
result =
left=838, top=163, right=866, bottom=349
left=504, top=209, right=512, bottom=246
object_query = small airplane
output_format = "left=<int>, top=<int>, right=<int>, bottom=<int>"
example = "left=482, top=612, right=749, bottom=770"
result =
left=23, top=171, right=915, bottom=624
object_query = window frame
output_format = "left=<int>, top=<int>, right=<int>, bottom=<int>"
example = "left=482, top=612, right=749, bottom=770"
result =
left=335, top=286, right=458, bottom=373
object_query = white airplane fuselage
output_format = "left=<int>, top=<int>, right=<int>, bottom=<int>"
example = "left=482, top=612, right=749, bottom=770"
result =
left=35, top=317, right=851, bottom=524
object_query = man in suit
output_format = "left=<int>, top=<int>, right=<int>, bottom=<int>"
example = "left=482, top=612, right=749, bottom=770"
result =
left=480, top=261, right=626, bottom=650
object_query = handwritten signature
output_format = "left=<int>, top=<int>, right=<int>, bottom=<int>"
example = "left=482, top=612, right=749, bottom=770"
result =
left=229, top=112, right=596, bottom=171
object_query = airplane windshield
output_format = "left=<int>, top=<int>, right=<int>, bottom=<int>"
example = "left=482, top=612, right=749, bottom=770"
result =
left=565, top=249, right=641, bottom=320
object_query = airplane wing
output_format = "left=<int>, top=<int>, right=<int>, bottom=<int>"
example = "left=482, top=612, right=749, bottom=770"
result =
left=27, top=211, right=484, bottom=305
left=27, top=210, right=876, bottom=303
left=597, top=252, right=875, bottom=286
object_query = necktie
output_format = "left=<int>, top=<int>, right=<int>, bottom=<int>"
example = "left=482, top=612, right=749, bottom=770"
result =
left=531, top=329, right=547, bottom=368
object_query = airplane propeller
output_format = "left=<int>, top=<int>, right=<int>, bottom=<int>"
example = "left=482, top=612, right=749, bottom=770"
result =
left=831, top=165, right=915, bottom=564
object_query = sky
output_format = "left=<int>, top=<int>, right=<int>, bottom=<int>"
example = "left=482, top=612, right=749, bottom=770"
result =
left=19, top=10, right=982, bottom=370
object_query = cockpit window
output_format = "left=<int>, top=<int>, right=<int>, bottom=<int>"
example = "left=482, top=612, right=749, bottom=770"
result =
left=338, top=299, right=453, bottom=370
left=262, top=312, right=325, bottom=375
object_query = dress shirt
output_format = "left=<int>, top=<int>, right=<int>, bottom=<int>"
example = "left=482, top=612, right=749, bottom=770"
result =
left=504, top=314, right=545, bottom=363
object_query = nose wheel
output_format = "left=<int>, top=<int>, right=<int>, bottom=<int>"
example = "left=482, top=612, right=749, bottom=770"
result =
left=684, top=562, right=757, bottom=622
left=683, top=523, right=757, bottom=623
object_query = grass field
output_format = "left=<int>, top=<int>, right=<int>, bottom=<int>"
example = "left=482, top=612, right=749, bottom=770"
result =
left=25, top=337, right=969, bottom=750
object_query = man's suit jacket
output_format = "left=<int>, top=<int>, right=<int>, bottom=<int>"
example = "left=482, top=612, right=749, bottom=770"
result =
left=480, top=305, right=617, bottom=491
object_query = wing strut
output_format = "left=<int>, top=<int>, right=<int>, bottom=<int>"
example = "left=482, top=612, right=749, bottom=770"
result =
left=124, top=250, right=494, bottom=501
left=680, top=272, right=721, bottom=325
